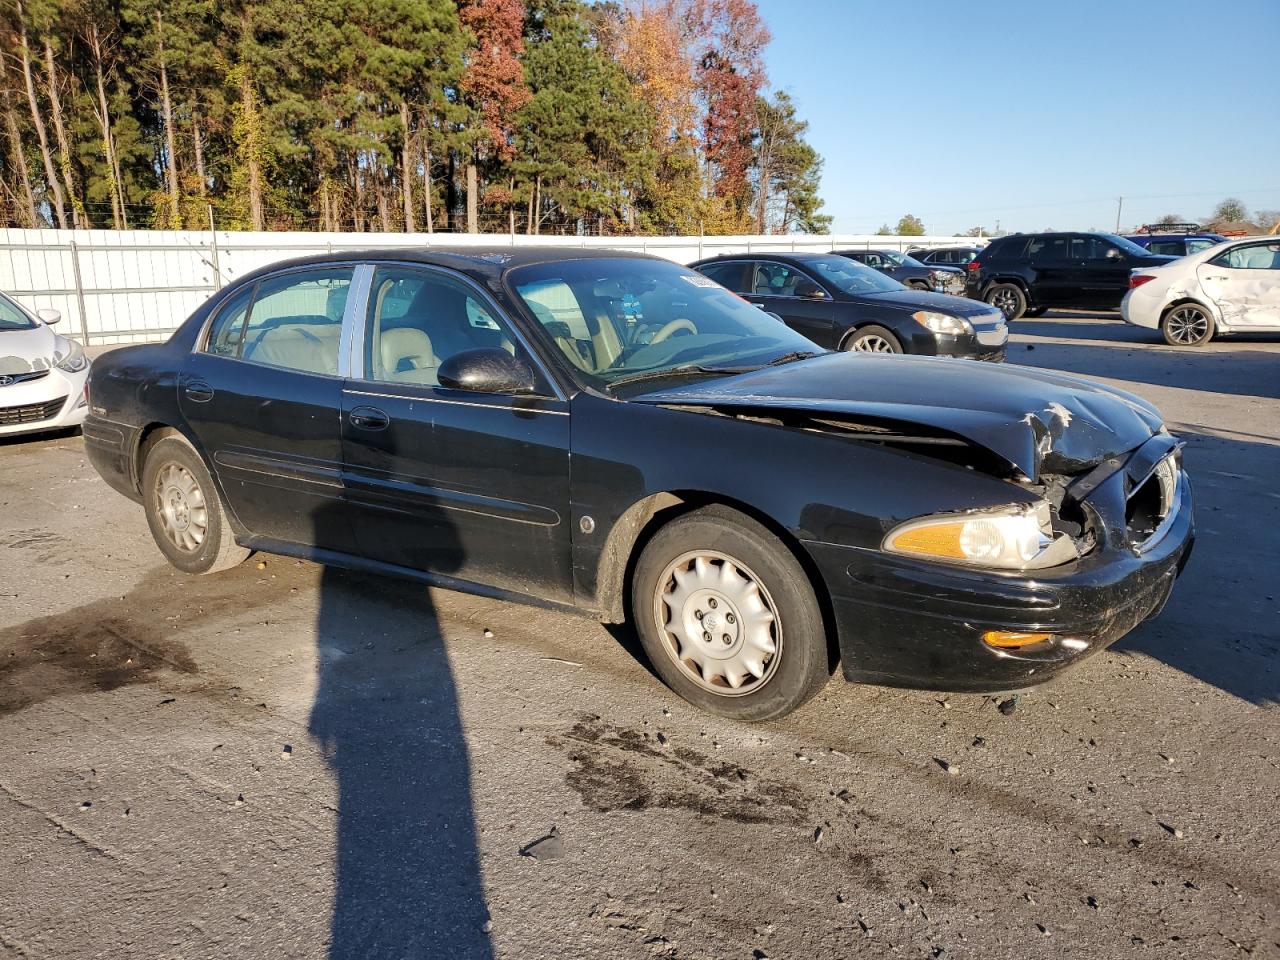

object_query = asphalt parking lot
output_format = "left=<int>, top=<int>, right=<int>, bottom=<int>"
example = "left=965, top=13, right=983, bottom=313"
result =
left=1, top=316, right=1277, bottom=960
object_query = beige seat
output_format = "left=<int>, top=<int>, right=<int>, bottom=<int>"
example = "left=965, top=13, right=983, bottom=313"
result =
left=379, top=327, right=438, bottom=384
left=246, top=323, right=342, bottom=375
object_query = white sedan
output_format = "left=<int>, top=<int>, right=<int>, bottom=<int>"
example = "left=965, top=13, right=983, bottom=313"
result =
left=0, top=292, right=91, bottom=437
left=1121, top=236, right=1280, bottom=346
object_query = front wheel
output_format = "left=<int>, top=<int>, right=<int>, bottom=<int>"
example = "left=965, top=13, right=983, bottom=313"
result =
left=631, top=506, right=833, bottom=721
left=1023, top=306, right=1048, bottom=318
left=141, top=433, right=251, bottom=575
left=985, top=282, right=1027, bottom=320
left=1161, top=303, right=1215, bottom=347
left=843, top=325, right=903, bottom=354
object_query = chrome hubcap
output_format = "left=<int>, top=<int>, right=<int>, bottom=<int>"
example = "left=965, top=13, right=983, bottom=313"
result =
left=851, top=334, right=896, bottom=353
left=154, top=462, right=208, bottom=552
left=1166, top=307, right=1209, bottom=344
left=654, top=551, right=780, bottom=696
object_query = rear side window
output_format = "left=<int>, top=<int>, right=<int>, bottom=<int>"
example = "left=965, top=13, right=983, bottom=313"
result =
left=1213, top=242, right=1280, bottom=270
left=205, top=268, right=352, bottom=376
left=206, top=287, right=253, bottom=357
left=696, top=261, right=747, bottom=293
left=1027, top=237, right=1069, bottom=264
left=984, top=238, right=1026, bottom=260
left=1147, top=241, right=1183, bottom=256
left=1184, top=239, right=1217, bottom=255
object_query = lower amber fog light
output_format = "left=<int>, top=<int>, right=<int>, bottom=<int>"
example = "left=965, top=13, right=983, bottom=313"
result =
left=982, top=630, right=1054, bottom=650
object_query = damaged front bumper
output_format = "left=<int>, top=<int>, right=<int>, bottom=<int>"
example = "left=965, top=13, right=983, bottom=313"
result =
left=805, top=442, right=1195, bottom=693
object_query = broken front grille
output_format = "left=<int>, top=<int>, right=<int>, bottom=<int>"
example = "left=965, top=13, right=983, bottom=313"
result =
left=0, top=395, right=67, bottom=426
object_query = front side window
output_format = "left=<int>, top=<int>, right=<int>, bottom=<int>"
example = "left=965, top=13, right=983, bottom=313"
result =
left=1213, top=242, right=1280, bottom=270
left=206, top=269, right=352, bottom=375
left=364, top=267, right=523, bottom=387
left=1071, top=236, right=1122, bottom=260
left=0, top=294, right=37, bottom=331
left=509, top=257, right=818, bottom=389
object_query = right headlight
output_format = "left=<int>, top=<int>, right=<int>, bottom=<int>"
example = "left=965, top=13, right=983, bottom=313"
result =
left=883, top=502, right=1079, bottom=571
left=912, top=310, right=972, bottom=337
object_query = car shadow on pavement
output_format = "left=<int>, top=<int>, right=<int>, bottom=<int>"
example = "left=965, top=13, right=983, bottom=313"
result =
left=1110, top=426, right=1279, bottom=706
left=1011, top=325, right=1280, bottom=401
left=306, top=501, right=494, bottom=959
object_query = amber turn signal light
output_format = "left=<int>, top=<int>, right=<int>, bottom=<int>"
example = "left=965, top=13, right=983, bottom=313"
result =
left=982, top=630, right=1053, bottom=650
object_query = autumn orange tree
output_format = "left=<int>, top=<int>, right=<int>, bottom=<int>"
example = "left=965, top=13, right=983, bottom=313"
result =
left=0, top=0, right=829, bottom=235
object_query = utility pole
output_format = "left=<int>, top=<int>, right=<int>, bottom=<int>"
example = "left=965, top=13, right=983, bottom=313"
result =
left=1115, top=197, right=1123, bottom=232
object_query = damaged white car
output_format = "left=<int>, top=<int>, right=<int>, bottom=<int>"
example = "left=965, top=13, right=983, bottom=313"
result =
left=0, top=291, right=90, bottom=437
left=1122, top=236, right=1280, bottom=346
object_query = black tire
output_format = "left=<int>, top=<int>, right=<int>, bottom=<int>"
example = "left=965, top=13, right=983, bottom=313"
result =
left=141, top=433, right=251, bottom=575
left=985, top=282, right=1027, bottom=320
left=1023, top=306, right=1048, bottom=318
left=842, top=325, right=903, bottom=354
left=907, top=280, right=931, bottom=291
left=1160, top=303, right=1215, bottom=347
left=631, top=505, right=833, bottom=721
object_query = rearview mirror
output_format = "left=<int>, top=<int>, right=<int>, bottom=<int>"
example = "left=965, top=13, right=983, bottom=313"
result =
left=437, top=348, right=538, bottom=395
left=36, top=308, right=61, bottom=325
left=795, top=281, right=827, bottom=300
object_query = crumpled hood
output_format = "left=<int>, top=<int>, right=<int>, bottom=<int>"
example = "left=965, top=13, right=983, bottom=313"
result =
left=0, top=324, right=60, bottom=374
left=634, top=353, right=1165, bottom=480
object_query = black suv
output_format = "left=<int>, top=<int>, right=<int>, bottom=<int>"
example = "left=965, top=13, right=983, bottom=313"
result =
left=964, top=232, right=1175, bottom=320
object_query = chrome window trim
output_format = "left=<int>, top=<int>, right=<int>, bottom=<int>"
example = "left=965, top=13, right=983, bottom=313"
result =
left=345, top=387, right=569, bottom=415
left=193, top=261, right=360, bottom=367
left=352, top=260, right=569, bottom=404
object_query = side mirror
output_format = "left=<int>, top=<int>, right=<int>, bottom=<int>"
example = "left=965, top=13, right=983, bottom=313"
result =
left=437, top=348, right=537, bottom=395
left=37, top=308, right=61, bottom=325
left=795, top=281, right=827, bottom=300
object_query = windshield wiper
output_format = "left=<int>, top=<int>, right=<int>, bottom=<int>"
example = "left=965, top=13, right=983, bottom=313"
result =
left=607, top=363, right=744, bottom=391
left=761, top=350, right=822, bottom=367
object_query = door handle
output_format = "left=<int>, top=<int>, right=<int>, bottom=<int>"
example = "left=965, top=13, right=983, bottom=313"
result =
left=183, top=380, right=214, bottom=403
left=1205, top=275, right=1229, bottom=281
left=348, top=406, right=390, bottom=431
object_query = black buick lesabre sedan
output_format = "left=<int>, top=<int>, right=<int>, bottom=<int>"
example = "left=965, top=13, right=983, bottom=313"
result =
left=692, top=252, right=1005, bottom=359
left=83, top=248, right=1193, bottom=720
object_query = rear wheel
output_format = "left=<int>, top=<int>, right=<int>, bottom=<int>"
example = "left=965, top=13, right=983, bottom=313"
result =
left=1023, top=306, right=1048, bottom=318
left=985, top=282, right=1027, bottom=320
left=843, top=325, right=903, bottom=354
left=631, top=505, right=833, bottom=721
left=141, top=434, right=250, bottom=574
left=1161, top=303, right=1214, bottom=347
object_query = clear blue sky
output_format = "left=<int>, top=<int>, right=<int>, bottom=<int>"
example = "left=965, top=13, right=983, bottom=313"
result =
left=753, top=0, right=1280, bottom=235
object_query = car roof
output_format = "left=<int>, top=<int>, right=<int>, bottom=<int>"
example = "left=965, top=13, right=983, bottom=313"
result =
left=231, top=245, right=664, bottom=287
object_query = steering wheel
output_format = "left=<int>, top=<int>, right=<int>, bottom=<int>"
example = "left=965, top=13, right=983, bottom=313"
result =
left=650, top=318, right=697, bottom=344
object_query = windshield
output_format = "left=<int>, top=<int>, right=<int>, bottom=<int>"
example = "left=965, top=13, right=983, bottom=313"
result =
left=508, top=258, right=822, bottom=390
left=0, top=294, right=38, bottom=332
left=804, top=254, right=905, bottom=295
left=881, top=251, right=927, bottom=268
left=1103, top=233, right=1158, bottom=258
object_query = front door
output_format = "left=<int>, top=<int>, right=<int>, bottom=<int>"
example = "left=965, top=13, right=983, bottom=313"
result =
left=339, top=264, right=574, bottom=603
left=179, top=266, right=354, bottom=550
left=743, top=261, right=837, bottom=347
left=1071, top=235, right=1132, bottom=309
left=1198, top=241, right=1280, bottom=328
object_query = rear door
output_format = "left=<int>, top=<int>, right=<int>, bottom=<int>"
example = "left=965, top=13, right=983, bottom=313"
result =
left=1198, top=241, right=1280, bottom=328
left=339, top=263, right=573, bottom=602
left=1025, top=235, right=1074, bottom=305
left=179, top=266, right=355, bottom=550
left=742, top=260, right=838, bottom=347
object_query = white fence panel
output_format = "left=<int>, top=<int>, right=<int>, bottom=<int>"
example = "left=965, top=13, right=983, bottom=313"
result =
left=0, top=229, right=982, bottom=345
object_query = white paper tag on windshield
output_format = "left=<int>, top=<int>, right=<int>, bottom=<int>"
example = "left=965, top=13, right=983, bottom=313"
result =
left=682, top=274, right=719, bottom=288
